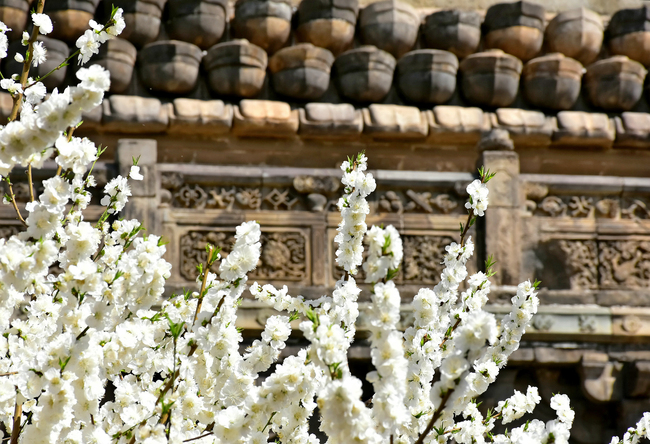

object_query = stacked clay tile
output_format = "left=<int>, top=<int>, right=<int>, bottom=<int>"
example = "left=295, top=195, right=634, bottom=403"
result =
left=4, top=0, right=650, bottom=112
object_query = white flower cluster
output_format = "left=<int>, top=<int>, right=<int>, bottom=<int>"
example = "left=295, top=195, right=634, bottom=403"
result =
left=76, top=8, right=125, bottom=64
left=611, top=413, right=650, bottom=444
left=363, top=224, right=402, bottom=283
left=335, top=153, right=376, bottom=274
left=0, top=11, right=647, bottom=441
left=465, top=179, right=489, bottom=217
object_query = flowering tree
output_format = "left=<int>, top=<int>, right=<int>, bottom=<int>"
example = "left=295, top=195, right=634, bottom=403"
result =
left=0, top=7, right=648, bottom=444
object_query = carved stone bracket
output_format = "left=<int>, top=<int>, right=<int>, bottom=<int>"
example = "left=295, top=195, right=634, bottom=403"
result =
left=579, top=352, right=623, bottom=403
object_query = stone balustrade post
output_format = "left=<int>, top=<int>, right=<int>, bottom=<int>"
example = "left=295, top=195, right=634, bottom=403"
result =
left=478, top=129, right=522, bottom=285
left=116, top=139, right=161, bottom=236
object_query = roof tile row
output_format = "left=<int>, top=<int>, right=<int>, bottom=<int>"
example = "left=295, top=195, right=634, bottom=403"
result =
left=68, top=95, right=650, bottom=150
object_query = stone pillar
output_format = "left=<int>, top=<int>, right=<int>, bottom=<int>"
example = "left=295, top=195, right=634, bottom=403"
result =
left=478, top=129, right=521, bottom=285
left=116, top=139, right=161, bottom=236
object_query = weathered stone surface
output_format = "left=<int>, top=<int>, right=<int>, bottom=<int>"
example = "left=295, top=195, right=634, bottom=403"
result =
left=625, top=361, right=650, bottom=397
left=359, top=0, right=420, bottom=59
left=296, top=0, right=358, bottom=56
left=298, top=103, right=362, bottom=138
left=86, top=37, right=137, bottom=94
left=0, top=0, right=29, bottom=41
left=614, top=112, right=650, bottom=148
left=490, top=109, right=553, bottom=147
left=534, top=347, right=585, bottom=364
left=233, top=0, right=292, bottom=54
left=427, top=105, right=487, bottom=145
left=585, top=56, right=647, bottom=111
left=608, top=5, right=650, bottom=67
left=111, top=0, right=165, bottom=48
left=396, top=49, right=458, bottom=104
left=523, top=53, right=584, bottom=110
left=269, top=43, right=334, bottom=100
left=459, top=49, right=523, bottom=107
left=545, top=8, right=603, bottom=66
left=553, top=111, right=615, bottom=148
left=116, top=139, right=158, bottom=198
left=476, top=128, right=514, bottom=151
left=335, top=46, right=396, bottom=103
left=168, top=99, right=233, bottom=135
left=422, top=9, right=481, bottom=59
left=203, top=40, right=268, bottom=98
left=483, top=1, right=545, bottom=62
left=232, top=99, right=299, bottom=137
left=362, top=104, right=427, bottom=139
left=0, top=92, right=13, bottom=123
left=167, top=0, right=228, bottom=50
left=44, top=0, right=100, bottom=43
left=102, top=95, right=169, bottom=133
left=579, top=353, right=623, bottom=402
left=5, top=36, right=69, bottom=90
left=138, top=40, right=203, bottom=95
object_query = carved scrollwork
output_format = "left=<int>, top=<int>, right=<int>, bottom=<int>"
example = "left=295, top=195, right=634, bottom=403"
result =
left=598, top=240, right=650, bottom=289
left=558, top=240, right=598, bottom=290
left=378, top=190, right=461, bottom=215
left=332, top=234, right=454, bottom=284
left=179, top=230, right=308, bottom=282
left=530, top=190, right=650, bottom=220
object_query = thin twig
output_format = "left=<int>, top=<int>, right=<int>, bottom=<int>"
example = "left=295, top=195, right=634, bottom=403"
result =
left=0, top=372, right=18, bottom=377
left=10, top=397, right=22, bottom=444
left=27, top=164, right=34, bottom=203
left=192, top=245, right=213, bottom=325
left=183, top=432, right=214, bottom=443
left=8, top=0, right=45, bottom=122
left=413, top=389, right=453, bottom=444
left=7, top=180, right=27, bottom=227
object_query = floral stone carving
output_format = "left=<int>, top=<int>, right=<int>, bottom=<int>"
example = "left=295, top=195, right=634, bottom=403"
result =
left=180, top=230, right=308, bottom=282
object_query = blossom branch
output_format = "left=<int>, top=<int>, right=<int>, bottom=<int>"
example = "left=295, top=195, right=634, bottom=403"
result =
left=8, top=0, right=45, bottom=121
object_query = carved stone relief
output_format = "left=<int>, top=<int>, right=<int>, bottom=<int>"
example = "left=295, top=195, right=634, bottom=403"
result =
left=558, top=240, right=599, bottom=290
left=179, top=229, right=308, bottom=282
left=526, top=187, right=650, bottom=220
left=162, top=172, right=329, bottom=211
left=333, top=234, right=455, bottom=284
left=599, top=240, right=650, bottom=289
left=378, top=189, right=462, bottom=215
left=545, top=239, right=650, bottom=290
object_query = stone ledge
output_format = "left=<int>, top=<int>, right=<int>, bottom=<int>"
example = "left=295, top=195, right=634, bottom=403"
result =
left=63, top=95, right=650, bottom=150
